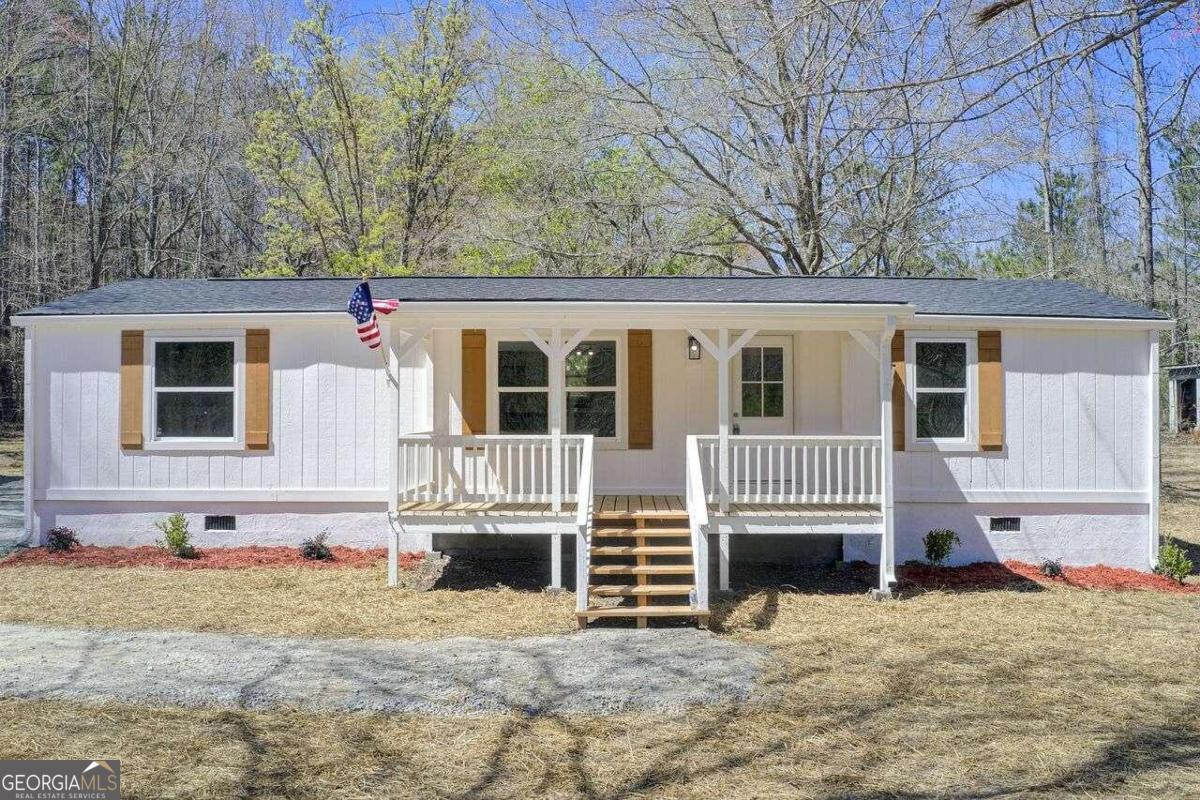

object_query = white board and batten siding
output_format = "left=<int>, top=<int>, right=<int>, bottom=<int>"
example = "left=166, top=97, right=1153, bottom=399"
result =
left=27, top=320, right=437, bottom=548
left=894, top=328, right=1151, bottom=504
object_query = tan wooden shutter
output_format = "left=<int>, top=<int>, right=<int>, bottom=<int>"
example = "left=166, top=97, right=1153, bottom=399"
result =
left=978, top=330, right=1003, bottom=451
left=891, top=330, right=905, bottom=451
left=245, top=329, right=271, bottom=450
left=120, top=330, right=144, bottom=450
left=627, top=330, right=653, bottom=449
left=462, top=329, right=486, bottom=434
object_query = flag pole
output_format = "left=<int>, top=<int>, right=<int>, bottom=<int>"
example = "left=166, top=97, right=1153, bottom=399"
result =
left=364, top=273, right=400, bottom=388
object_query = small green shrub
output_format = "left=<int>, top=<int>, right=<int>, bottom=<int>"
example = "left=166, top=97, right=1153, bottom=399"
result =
left=1155, top=541, right=1194, bottom=584
left=1039, top=558, right=1064, bottom=579
left=46, top=527, right=79, bottom=553
left=299, top=531, right=334, bottom=561
left=923, top=528, right=960, bottom=566
left=155, top=513, right=197, bottom=559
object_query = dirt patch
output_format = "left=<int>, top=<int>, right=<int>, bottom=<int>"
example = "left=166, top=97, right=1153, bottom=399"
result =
left=0, top=545, right=423, bottom=571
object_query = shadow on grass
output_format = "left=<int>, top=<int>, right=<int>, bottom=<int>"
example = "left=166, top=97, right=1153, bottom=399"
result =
left=431, top=554, right=555, bottom=592
left=708, top=561, right=1045, bottom=631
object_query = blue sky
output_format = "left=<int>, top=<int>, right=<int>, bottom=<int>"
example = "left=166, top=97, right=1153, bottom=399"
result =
left=286, top=0, right=1199, bottom=256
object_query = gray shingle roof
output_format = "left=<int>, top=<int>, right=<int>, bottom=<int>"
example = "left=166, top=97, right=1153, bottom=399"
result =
left=15, top=276, right=1167, bottom=320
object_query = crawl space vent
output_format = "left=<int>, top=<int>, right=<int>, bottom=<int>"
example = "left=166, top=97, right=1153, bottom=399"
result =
left=204, top=515, right=236, bottom=532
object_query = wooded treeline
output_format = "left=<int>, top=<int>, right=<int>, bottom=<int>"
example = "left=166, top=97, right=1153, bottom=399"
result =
left=1, top=0, right=1198, bottom=425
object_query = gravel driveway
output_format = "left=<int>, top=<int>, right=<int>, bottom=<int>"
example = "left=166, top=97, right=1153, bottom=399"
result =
left=0, top=623, right=766, bottom=716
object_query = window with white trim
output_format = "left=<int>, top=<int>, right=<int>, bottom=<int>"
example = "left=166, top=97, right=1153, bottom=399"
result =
left=150, top=338, right=239, bottom=441
left=494, top=337, right=622, bottom=440
left=912, top=338, right=971, bottom=441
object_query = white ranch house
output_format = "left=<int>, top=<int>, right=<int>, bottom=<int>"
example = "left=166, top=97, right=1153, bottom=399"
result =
left=14, top=277, right=1170, bottom=626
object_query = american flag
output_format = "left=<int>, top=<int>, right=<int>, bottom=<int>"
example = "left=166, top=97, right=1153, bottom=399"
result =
left=347, top=281, right=399, bottom=350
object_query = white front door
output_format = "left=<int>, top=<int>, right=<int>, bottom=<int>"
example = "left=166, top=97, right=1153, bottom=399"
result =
left=734, top=336, right=793, bottom=435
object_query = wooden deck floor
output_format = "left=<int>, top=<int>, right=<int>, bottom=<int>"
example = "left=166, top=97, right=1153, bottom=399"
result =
left=394, top=495, right=880, bottom=518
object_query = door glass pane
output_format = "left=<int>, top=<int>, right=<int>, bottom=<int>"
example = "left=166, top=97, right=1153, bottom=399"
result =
left=915, top=342, right=966, bottom=388
left=155, top=341, right=234, bottom=388
left=916, top=392, right=965, bottom=438
left=498, top=391, right=548, bottom=433
left=741, top=348, right=762, bottom=381
left=763, top=383, right=784, bottom=417
left=156, top=392, right=234, bottom=437
left=566, top=391, right=616, bottom=437
left=741, top=383, right=762, bottom=417
left=762, top=347, right=784, bottom=381
left=498, top=342, right=547, bottom=387
left=566, top=341, right=616, bottom=387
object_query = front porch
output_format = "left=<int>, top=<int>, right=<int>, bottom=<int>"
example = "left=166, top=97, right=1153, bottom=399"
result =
left=384, top=311, right=902, bottom=623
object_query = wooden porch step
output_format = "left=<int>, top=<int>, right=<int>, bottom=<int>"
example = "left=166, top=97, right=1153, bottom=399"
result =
left=590, top=584, right=694, bottom=597
left=590, top=564, right=694, bottom=576
left=578, top=605, right=710, bottom=619
left=591, top=527, right=690, bottom=538
left=590, top=545, right=692, bottom=556
left=593, top=510, right=689, bottom=521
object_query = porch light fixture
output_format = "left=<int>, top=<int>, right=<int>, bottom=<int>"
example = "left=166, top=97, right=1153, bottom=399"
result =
left=687, top=335, right=702, bottom=360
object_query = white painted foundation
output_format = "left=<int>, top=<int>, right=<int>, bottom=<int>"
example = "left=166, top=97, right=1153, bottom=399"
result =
left=842, top=502, right=1150, bottom=570
left=36, top=502, right=433, bottom=551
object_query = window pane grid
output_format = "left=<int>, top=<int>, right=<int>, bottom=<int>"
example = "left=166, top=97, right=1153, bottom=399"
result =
left=496, top=339, right=619, bottom=438
left=913, top=340, right=969, bottom=440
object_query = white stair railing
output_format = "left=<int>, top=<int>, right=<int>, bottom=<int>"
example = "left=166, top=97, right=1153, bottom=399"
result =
left=574, top=435, right=595, bottom=614
left=685, top=435, right=710, bottom=613
left=396, top=433, right=587, bottom=506
left=695, top=435, right=883, bottom=506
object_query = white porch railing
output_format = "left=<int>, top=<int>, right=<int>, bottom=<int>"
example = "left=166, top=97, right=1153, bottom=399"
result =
left=694, top=435, right=884, bottom=506
left=396, top=433, right=589, bottom=505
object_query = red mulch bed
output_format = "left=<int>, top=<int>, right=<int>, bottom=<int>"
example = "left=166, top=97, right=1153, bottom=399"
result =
left=898, top=560, right=1200, bottom=594
left=0, top=545, right=425, bottom=571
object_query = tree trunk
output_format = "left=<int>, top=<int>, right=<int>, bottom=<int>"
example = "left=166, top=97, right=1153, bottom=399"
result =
left=1129, top=16, right=1155, bottom=309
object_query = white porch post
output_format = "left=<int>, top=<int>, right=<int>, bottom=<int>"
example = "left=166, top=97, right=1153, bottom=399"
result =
left=387, top=326, right=431, bottom=588
left=1149, top=334, right=1161, bottom=569
left=718, top=533, right=730, bottom=591
left=717, top=328, right=731, bottom=513
left=550, top=533, right=563, bottom=589
left=549, top=327, right=564, bottom=513
left=22, top=328, right=36, bottom=544
left=878, top=318, right=897, bottom=591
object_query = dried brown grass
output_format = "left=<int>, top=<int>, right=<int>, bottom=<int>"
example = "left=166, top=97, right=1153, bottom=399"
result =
left=0, top=565, right=574, bottom=641
left=0, top=435, right=20, bottom=478
left=2, top=584, right=1199, bottom=798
